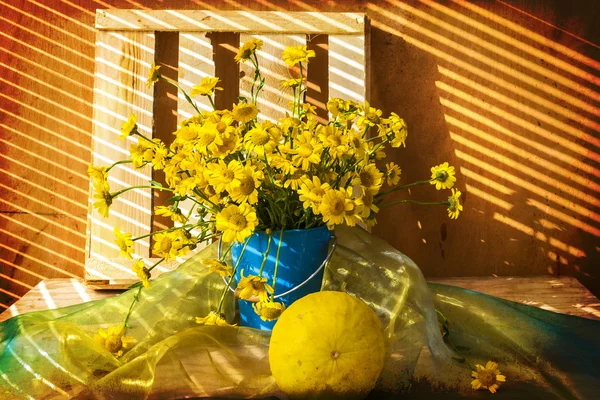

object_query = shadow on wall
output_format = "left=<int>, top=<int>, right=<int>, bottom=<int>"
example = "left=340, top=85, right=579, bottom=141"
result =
left=369, top=0, right=600, bottom=298
left=0, top=0, right=599, bottom=310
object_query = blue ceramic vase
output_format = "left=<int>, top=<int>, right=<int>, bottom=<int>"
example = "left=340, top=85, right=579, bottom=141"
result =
left=231, top=226, right=332, bottom=330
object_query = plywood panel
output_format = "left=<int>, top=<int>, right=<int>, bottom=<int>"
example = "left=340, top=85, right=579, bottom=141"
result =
left=88, top=31, right=155, bottom=265
left=328, top=34, right=366, bottom=103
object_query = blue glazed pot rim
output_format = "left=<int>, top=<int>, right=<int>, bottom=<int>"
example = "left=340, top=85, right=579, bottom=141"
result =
left=255, top=225, right=331, bottom=234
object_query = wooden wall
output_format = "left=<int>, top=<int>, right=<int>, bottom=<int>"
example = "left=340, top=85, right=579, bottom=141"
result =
left=1, top=0, right=599, bottom=308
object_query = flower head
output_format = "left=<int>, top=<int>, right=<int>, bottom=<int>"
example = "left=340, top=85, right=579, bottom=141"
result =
left=282, top=45, right=315, bottom=66
left=385, top=162, right=401, bottom=186
left=232, top=102, right=259, bottom=123
left=235, top=38, right=263, bottom=63
left=430, top=162, right=457, bottom=190
left=94, top=325, right=135, bottom=357
left=229, top=165, right=263, bottom=205
left=131, top=259, right=151, bottom=288
left=447, top=188, right=463, bottom=220
left=297, top=176, right=330, bottom=212
left=146, top=63, right=161, bottom=88
left=253, top=300, right=286, bottom=321
left=154, top=206, right=187, bottom=224
left=190, top=76, right=223, bottom=97
left=357, top=101, right=383, bottom=129
left=319, top=188, right=353, bottom=227
left=352, top=163, right=384, bottom=195
left=471, top=361, right=506, bottom=394
left=282, top=78, right=302, bottom=89
left=385, top=112, right=408, bottom=147
left=114, top=227, right=134, bottom=259
left=152, top=232, right=185, bottom=261
left=235, top=270, right=274, bottom=302
left=92, top=181, right=112, bottom=218
left=121, top=113, right=137, bottom=140
left=244, top=123, right=279, bottom=156
left=203, top=258, right=233, bottom=277
left=207, top=159, right=243, bottom=193
left=196, top=311, right=235, bottom=327
left=216, top=204, right=258, bottom=243
left=88, top=164, right=107, bottom=186
left=291, top=132, right=322, bottom=170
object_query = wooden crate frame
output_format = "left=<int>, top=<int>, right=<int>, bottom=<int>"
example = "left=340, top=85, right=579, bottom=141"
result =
left=86, top=10, right=370, bottom=288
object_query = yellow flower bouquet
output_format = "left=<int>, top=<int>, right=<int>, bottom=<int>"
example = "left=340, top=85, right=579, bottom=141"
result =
left=89, top=38, right=462, bottom=333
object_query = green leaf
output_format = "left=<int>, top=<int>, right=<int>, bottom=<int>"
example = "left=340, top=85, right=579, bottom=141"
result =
left=150, top=180, right=163, bottom=188
left=167, top=195, right=184, bottom=202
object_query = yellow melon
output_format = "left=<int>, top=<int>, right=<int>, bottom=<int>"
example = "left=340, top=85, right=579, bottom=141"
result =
left=269, top=291, right=385, bottom=399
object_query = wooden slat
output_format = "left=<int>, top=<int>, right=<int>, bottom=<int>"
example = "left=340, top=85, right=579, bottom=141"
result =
left=239, top=34, right=306, bottom=122
left=87, top=31, right=155, bottom=270
left=210, top=32, right=240, bottom=110
left=96, top=10, right=364, bottom=34
left=328, top=34, right=366, bottom=104
left=178, top=32, right=214, bottom=119
left=306, top=34, right=330, bottom=124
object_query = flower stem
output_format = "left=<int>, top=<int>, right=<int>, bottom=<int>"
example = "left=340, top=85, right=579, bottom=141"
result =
left=123, top=285, right=143, bottom=328
left=220, top=242, right=234, bottom=262
left=161, top=76, right=202, bottom=115
left=106, top=160, right=132, bottom=173
left=216, top=237, right=250, bottom=314
left=132, top=224, right=195, bottom=241
left=147, top=257, right=165, bottom=273
left=270, top=229, right=285, bottom=301
left=112, top=185, right=173, bottom=199
left=207, top=95, right=216, bottom=111
left=258, top=233, right=273, bottom=277
left=379, top=199, right=448, bottom=209
left=376, top=178, right=435, bottom=198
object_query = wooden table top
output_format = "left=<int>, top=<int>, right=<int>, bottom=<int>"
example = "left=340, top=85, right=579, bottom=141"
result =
left=1, top=276, right=599, bottom=323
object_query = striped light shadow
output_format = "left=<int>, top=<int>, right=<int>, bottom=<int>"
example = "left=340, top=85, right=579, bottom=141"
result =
left=526, top=199, right=600, bottom=237
left=537, top=219, right=563, bottom=231
left=239, top=11, right=285, bottom=32
left=0, top=272, right=34, bottom=291
left=443, top=115, right=600, bottom=193
left=0, top=200, right=85, bottom=239
left=422, top=0, right=600, bottom=87
left=368, top=3, right=600, bottom=116
left=178, top=33, right=214, bottom=120
left=38, top=0, right=96, bottom=29
left=0, top=244, right=75, bottom=279
left=456, top=0, right=600, bottom=70
left=438, top=67, right=600, bottom=150
left=439, top=98, right=600, bottom=179
left=455, top=150, right=600, bottom=229
left=460, top=167, right=515, bottom=195
left=389, top=0, right=600, bottom=103
left=0, top=288, right=20, bottom=301
left=451, top=131, right=600, bottom=211
left=328, top=35, right=365, bottom=103
left=465, top=184, right=513, bottom=210
left=0, top=367, right=34, bottom=400
left=165, top=10, right=212, bottom=30
left=87, top=252, right=137, bottom=278
left=438, top=85, right=600, bottom=164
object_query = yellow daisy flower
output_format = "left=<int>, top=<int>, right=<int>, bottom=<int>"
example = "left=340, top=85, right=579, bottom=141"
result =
left=202, top=259, right=233, bottom=277
left=253, top=300, right=286, bottom=321
left=282, top=45, right=315, bottom=66
left=175, top=124, right=200, bottom=142
left=234, top=38, right=263, bottom=63
left=213, top=128, right=241, bottom=158
left=195, top=311, right=235, bottom=327
left=131, top=258, right=151, bottom=288
left=146, top=63, right=161, bottom=88
left=358, top=191, right=379, bottom=218
left=352, top=163, right=384, bottom=195
left=190, top=76, right=223, bottom=97
left=94, top=325, right=135, bottom=358
left=319, top=188, right=353, bottom=227
left=152, top=232, right=185, bottom=261
left=318, top=124, right=349, bottom=159
left=154, top=206, right=187, bottom=224
left=207, top=159, right=243, bottom=193
left=471, top=361, right=506, bottom=394
left=216, top=204, right=258, bottom=243
left=195, top=122, right=223, bottom=154
left=232, top=102, right=259, bottom=123
left=291, top=132, right=322, bottom=170
left=385, top=162, right=401, bottom=186
left=235, top=270, right=274, bottom=302
left=430, top=162, right=457, bottom=190
left=88, top=164, right=107, bottom=186
left=282, top=78, right=302, bottom=88
left=385, top=112, right=408, bottom=148
left=357, top=100, right=382, bottom=129
left=297, top=176, right=330, bottom=212
left=229, top=165, right=263, bottom=205
left=129, top=140, right=154, bottom=168
left=120, top=113, right=137, bottom=140
left=447, top=188, right=463, bottom=220
left=151, top=139, right=169, bottom=170
left=327, top=98, right=350, bottom=118
left=92, top=181, right=112, bottom=218
left=114, top=227, right=134, bottom=259
left=270, top=153, right=296, bottom=175
left=283, top=169, right=306, bottom=191
left=244, top=123, right=278, bottom=156
left=341, top=187, right=364, bottom=227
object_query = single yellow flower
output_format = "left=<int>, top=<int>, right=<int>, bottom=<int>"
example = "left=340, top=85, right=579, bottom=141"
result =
left=302, top=103, right=317, bottom=115
left=319, top=188, right=353, bottom=227
left=146, top=63, right=161, bottom=88
left=94, top=325, right=135, bottom=358
left=92, top=181, right=112, bottom=218
left=207, top=159, right=244, bottom=193
left=131, top=258, right=151, bottom=288
left=358, top=191, right=379, bottom=218
left=253, top=300, right=286, bottom=321
left=236, top=270, right=274, bottom=302
left=216, top=204, right=258, bottom=243
left=430, top=162, right=457, bottom=190
left=327, top=98, right=350, bottom=118
left=244, top=123, right=278, bottom=156
left=318, top=124, right=349, bottom=159
left=352, top=163, right=384, bottom=195
left=190, top=76, right=223, bottom=97
left=229, top=165, right=263, bottom=205
left=114, top=227, right=134, bottom=259
left=202, top=258, right=233, bottom=277
left=385, top=112, right=408, bottom=148
left=195, top=311, right=235, bottom=327
left=282, top=78, right=302, bottom=88
left=152, top=232, right=185, bottom=261
left=88, top=164, right=107, bottom=186
left=213, top=128, right=241, bottom=158
left=357, top=100, right=382, bottom=129
left=232, top=102, right=259, bottom=123
left=282, top=45, right=315, bottom=66
left=340, top=187, right=364, bottom=227
left=291, top=132, right=322, bottom=170
left=282, top=169, right=305, bottom=191
left=154, top=206, right=187, bottom=223
left=297, top=176, right=330, bottom=212
left=151, top=139, right=169, bottom=170
left=471, top=361, right=506, bottom=394
left=385, top=162, right=401, bottom=186
left=447, top=188, right=463, bottom=220
left=234, top=38, right=263, bottom=63
left=120, top=113, right=137, bottom=140
left=195, top=122, right=223, bottom=154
